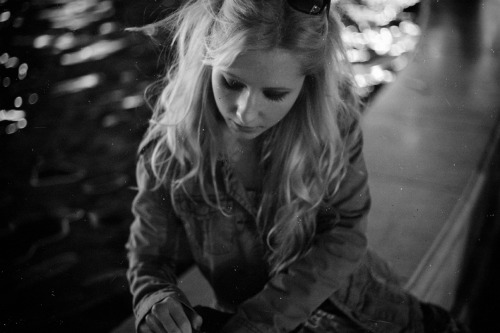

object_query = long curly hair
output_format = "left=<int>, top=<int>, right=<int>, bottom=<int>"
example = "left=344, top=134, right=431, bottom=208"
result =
left=137, top=0, right=361, bottom=275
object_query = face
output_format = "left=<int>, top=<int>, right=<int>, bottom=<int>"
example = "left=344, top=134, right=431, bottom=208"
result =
left=211, top=49, right=305, bottom=141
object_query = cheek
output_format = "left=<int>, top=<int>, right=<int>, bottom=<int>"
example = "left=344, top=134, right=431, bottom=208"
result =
left=269, top=102, right=295, bottom=123
left=212, top=85, right=231, bottom=114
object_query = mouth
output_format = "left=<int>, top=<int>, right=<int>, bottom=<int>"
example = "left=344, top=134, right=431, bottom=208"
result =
left=231, top=121, right=259, bottom=133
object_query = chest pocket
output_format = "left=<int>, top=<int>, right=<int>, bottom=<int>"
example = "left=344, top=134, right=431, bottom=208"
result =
left=175, top=194, right=240, bottom=256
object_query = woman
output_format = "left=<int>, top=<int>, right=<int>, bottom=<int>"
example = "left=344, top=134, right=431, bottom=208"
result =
left=126, top=0, right=468, bottom=332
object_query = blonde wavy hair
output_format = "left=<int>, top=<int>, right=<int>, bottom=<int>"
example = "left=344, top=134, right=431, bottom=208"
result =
left=137, top=0, right=361, bottom=274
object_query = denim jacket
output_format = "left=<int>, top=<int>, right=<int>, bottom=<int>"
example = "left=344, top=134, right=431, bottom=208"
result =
left=126, top=131, right=426, bottom=333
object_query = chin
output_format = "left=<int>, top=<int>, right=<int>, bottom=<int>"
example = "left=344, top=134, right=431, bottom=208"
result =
left=233, top=130, right=262, bottom=140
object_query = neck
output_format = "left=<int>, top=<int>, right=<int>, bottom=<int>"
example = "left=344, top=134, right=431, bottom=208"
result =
left=223, top=132, right=262, bottom=191
left=220, top=126, right=258, bottom=158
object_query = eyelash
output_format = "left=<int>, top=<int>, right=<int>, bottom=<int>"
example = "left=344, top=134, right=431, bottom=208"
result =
left=222, top=77, right=244, bottom=91
left=265, top=92, right=286, bottom=102
left=221, top=77, right=287, bottom=102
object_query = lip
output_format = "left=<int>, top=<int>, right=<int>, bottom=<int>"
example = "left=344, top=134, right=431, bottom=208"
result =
left=231, top=121, right=259, bottom=133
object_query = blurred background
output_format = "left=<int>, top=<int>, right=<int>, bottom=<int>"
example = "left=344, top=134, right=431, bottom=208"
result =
left=1, top=0, right=499, bottom=332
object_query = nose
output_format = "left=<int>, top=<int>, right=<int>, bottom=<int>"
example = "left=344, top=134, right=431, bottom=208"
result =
left=236, top=90, right=259, bottom=125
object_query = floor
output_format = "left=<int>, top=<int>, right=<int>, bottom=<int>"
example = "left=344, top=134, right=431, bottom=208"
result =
left=363, top=0, right=500, bottom=305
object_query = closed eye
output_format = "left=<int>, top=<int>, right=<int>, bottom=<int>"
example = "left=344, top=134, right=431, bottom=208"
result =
left=220, top=73, right=289, bottom=102
left=221, top=76, right=245, bottom=91
left=264, top=91, right=288, bottom=102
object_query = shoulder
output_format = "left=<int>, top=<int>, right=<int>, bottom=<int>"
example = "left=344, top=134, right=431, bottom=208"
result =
left=336, top=112, right=363, bottom=164
left=136, top=137, right=175, bottom=190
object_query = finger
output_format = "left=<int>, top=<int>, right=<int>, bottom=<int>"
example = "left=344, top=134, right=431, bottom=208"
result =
left=145, top=313, right=167, bottom=333
left=162, top=312, right=183, bottom=333
left=191, top=314, right=203, bottom=332
left=152, top=301, right=183, bottom=333
left=168, top=300, right=192, bottom=333
left=185, top=308, right=203, bottom=331
left=138, top=321, right=154, bottom=333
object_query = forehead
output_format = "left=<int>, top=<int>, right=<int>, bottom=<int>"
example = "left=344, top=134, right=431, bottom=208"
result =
left=219, top=49, right=304, bottom=87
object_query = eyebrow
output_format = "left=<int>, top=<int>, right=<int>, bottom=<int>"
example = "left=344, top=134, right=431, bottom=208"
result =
left=222, top=71, right=292, bottom=92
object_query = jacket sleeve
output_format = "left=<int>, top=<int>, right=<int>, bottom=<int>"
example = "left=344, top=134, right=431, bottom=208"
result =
left=222, top=130, right=371, bottom=333
left=126, top=154, right=194, bottom=329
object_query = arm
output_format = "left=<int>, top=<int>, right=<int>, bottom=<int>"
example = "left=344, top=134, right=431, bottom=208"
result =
left=222, top=131, right=370, bottom=333
left=126, top=154, right=197, bottom=330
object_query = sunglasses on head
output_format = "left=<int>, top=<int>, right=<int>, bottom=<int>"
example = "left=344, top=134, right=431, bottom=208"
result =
left=287, top=0, right=331, bottom=15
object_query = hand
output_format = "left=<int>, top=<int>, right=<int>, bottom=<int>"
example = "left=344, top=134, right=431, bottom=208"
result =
left=138, top=297, right=203, bottom=333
